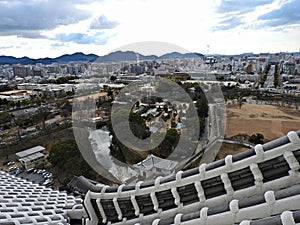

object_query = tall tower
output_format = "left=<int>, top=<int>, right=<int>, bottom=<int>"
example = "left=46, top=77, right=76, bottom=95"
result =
left=136, top=53, right=140, bottom=65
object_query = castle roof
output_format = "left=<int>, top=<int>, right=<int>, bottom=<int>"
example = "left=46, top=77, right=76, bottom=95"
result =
left=79, top=130, right=300, bottom=225
left=0, top=170, right=85, bottom=224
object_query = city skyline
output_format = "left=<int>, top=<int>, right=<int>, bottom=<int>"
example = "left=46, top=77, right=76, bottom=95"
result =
left=0, top=48, right=300, bottom=63
left=0, top=0, right=299, bottom=58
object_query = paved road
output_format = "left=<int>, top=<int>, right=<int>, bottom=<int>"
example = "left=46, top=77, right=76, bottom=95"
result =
left=208, top=103, right=226, bottom=140
left=263, top=65, right=275, bottom=89
left=199, top=103, right=226, bottom=164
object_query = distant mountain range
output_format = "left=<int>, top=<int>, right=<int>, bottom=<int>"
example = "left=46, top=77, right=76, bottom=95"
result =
left=0, top=51, right=204, bottom=65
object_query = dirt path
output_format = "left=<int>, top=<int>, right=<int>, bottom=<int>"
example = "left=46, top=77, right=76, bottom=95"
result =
left=271, top=121, right=283, bottom=137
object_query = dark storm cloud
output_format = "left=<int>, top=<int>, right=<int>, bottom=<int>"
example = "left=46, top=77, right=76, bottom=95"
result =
left=0, top=0, right=94, bottom=37
left=90, top=15, right=119, bottom=30
left=258, top=0, right=300, bottom=27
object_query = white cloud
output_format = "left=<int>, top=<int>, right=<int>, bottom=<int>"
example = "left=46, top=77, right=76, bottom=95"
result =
left=258, top=0, right=300, bottom=28
left=90, top=15, right=119, bottom=30
left=0, top=0, right=299, bottom=58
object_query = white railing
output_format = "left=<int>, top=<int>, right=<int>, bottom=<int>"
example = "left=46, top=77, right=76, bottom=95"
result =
left=84, top=131, right=300, bottom=225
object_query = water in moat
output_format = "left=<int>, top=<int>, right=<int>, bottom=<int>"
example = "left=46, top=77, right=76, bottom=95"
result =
left=88, top=128, right=134, bottom=183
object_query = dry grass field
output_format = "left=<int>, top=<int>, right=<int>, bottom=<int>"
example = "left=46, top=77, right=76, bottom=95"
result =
left=216, top=143, right=250, bottom=160
left=226, top=104, right=300, bottom=141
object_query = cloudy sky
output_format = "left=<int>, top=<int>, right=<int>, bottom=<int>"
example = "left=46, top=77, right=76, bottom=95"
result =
left=0, top=0, right=299, bottom=58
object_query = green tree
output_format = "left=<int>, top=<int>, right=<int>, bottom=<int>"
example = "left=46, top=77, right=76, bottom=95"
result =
left=108, top=109, right=151, bottom=164
left=0, top=98, right=8, bottom=105
left=110, top=109, right=150, bottom=140
left=60, top=101, right=72, bottom=118
left=249, top=133, right=264, bottom=145
left=129, top=112, right=150, bottom=139
left=32, top=97, right=42, bottom=106
left=0, top=112, right=13, bottom=125
left=56, top=75, right=78, bottom=84
left=154, top=128, right=180, bottom=158
left=7, top=101, right=15, bottom=110
left=48, top=139, right=103, bottom=184
left=196, top=98, right=209, bottom=118
left=56, top=99, right=69, bottom=108
left=16, top=101, right=21, bottom=109
left=110, top=75, right=117, bottom=82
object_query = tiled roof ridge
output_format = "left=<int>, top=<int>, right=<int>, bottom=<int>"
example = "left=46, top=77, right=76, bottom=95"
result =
left=0, top=170, right=85, bottom=225
left=155, top=183, right=300, bottom=225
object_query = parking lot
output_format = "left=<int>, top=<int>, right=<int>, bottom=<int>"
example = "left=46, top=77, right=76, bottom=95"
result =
left=16, top=169, right=53, bottom=186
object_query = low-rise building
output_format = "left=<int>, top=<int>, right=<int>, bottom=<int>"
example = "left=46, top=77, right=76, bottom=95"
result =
left=131, top=154, right=177, bottom=182
left=0, top=90, right=31, bottom=102
left=16, top=145, right=46, bottom=169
